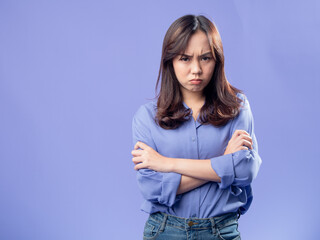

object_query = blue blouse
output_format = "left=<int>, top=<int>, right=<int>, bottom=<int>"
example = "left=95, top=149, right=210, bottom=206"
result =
left=131, top=93, right=262, bottom=218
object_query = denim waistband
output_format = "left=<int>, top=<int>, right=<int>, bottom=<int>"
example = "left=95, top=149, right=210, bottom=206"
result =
left=149, top=211, right=238, bottom=231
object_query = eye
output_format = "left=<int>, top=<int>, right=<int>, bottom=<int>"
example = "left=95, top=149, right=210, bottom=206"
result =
left=179, top=57, right=189, bottom=62
left=201, top=56, right=211, bottom=61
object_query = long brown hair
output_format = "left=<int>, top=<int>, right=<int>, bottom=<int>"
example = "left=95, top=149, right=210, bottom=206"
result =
left=153, top=14, right=244, bottom=129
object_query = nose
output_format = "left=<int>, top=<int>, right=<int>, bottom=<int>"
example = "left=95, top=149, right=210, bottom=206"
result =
left=191, top=59, right=202, bottom=75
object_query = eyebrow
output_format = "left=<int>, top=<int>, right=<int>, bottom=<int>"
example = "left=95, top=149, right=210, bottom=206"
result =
left=181, top=51, right=212, bottom=57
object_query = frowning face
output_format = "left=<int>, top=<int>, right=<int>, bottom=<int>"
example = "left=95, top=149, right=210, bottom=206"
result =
left=172, top=30, right=216, bottom=99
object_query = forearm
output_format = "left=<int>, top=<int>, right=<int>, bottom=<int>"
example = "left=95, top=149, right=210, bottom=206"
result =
left=169, top=157, right=222, bottom=182
left=176, top=175, right=209, bottom=195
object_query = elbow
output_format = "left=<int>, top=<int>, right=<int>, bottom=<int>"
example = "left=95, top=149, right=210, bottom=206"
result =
left=234, top=150, right=262, bottom=186
left=159, top=197, right=176, bottom=207
left=245, top=165, right=256, bottom=185
left=244, top=151, right=262, bottom=184
left=136, top=169, right=176, bottom=207
left=137, top=183, right=176, bottom=207
left=136, top=170, right=181, bottom=207
left=137, top=180, right=162, bottom=204
left=141, top=191, right=160, bottom=204
left=137, top=175, right=160, bottom=204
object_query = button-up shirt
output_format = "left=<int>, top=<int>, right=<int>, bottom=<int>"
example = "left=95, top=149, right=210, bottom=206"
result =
left=131, top=93, right=262, bottom=218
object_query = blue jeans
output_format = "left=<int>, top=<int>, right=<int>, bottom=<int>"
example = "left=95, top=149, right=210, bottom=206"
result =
left=143, top=211, right=241, bottom=240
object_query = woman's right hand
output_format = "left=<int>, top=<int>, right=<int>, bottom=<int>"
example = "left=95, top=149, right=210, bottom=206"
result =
left=224, top=130, right=253, bottom=155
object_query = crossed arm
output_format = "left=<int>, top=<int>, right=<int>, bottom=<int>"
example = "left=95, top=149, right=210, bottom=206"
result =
left=177, top=175, right=210, bottom=195
left=132, top=130, right=254, bottom=195
left=167, top=157, right=221, bottom=195
left=132, top=141, right=223, bottom=195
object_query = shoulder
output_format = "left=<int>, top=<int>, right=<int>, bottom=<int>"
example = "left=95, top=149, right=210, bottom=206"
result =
left=133, top=99, right=157, bottom=122
left=232, top=92, right=254, bottom=126
left=229, top=92, right=255, bottom=135
left=236, top=92, right=250, bottom=111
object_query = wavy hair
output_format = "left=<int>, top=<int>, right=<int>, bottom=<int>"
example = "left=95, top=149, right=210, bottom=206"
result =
left=153, top=14, right=244, bottom=129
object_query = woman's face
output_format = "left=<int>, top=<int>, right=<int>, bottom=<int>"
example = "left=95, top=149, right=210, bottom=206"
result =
left=172, top=30, right=215, bottom=99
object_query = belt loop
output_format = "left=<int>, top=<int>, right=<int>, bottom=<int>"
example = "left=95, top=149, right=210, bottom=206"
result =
left=159, top=213, right=168, bottom=232
left=210, top=217, right=216, bottom=234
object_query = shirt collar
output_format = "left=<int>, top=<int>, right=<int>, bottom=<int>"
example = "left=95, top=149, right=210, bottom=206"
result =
left=182, top=101, right=190, bottom=109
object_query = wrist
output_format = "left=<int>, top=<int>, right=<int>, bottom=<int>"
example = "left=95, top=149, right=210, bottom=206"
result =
left=165, top=157, right=175, bottom=172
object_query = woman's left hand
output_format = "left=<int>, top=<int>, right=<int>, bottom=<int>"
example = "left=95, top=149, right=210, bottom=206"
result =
left=131, top=141, right=172, bottom=172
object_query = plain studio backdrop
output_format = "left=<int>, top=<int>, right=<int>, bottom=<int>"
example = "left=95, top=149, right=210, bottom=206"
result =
left=0, top=0, right=319, bottom=239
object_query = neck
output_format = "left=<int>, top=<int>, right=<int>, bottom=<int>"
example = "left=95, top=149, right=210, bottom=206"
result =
left=182, top=93, right=205, bottom=106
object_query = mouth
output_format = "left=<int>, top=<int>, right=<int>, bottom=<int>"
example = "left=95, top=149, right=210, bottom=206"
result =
left=190, top=79, right=203, bottom=84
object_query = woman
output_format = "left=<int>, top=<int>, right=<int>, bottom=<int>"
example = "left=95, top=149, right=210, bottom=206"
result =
left=131, top=14, right=262, bottom=240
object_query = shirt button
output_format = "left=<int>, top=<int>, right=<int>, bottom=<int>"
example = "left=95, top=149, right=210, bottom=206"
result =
left=192, top=137, right=196, bottom=141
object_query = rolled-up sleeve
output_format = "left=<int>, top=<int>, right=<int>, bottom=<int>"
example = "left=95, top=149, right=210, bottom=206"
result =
left=132, top=105, right=182, bottom=207
left=210, top=94, right=262, bottom=189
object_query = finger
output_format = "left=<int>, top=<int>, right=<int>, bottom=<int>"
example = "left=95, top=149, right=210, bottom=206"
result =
left=240, top=146, right=249, bottom=150
left=131, top=149, right=143, bottom=156
left=231, top=129, right=247, bottom=141
left=233, top=130, right=251, bottom=143
left=132, top=156, right=143, bottom=164
left=246, top=135, right=253, bottom=146
left=241, top=139, right=253, bottom=149
left=134, top=141, right=140, bottom=150
left=240, top=135, right=253, bottom=147
left=233, top=129, right=250, bottom=137
left=134, top=141, right=149, bottom=150
left=134, top=162, right=146, bottom=171
left=232, top=136, right=251, bottom=150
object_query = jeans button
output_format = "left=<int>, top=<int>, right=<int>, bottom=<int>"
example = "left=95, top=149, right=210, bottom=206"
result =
left=188, top=221, right=194, bottom=227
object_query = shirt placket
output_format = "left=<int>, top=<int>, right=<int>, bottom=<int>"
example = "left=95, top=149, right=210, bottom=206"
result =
left=190, top=114, right=202, bottom=218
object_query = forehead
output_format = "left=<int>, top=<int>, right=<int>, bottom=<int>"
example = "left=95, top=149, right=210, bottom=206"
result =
left=184, top=30, right=211, bottom=53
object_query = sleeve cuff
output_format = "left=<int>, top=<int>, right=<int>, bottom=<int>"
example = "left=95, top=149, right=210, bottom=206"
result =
left=159, top=172, right=182, bottom=207
left=210, top=153, right=235, bottom=189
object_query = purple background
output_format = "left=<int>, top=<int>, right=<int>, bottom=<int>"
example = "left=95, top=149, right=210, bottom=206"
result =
left=0, top=0, right=319, bottom=239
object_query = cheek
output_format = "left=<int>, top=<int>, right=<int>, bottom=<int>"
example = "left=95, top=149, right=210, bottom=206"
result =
left=174, top=64, right=188, bottom=78
left=204, top=63, right=215, bottom=76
